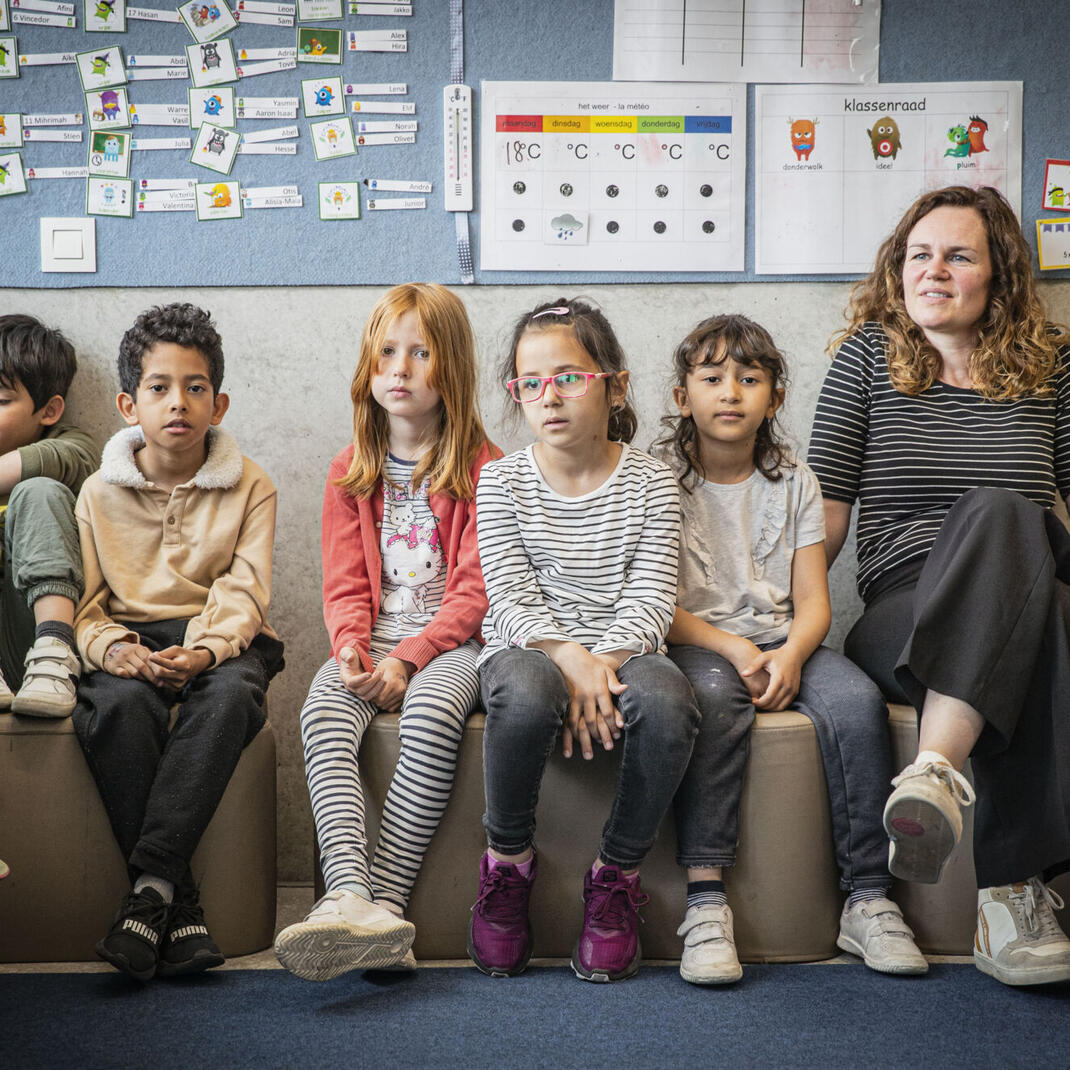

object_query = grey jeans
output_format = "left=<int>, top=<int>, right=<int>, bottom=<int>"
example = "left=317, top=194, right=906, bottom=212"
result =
left=669, top=641, right=893, bottom=891
left=2, top=477, right=83, bottom=688
left=479, top=647, right=700, bottom=869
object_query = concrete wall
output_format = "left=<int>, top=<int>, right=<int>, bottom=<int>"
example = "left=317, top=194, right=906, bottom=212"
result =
left=9, top=280, right=1070, bottom=880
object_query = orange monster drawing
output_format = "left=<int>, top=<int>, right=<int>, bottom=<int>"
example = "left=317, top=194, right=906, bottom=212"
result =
left=789, top=118, right=818, bottom=161
left=967, top=116, right=989, bottom=155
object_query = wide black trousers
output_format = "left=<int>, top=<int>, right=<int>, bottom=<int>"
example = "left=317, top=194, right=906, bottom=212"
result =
left=73, top=619, right=284, bottom=884
left=844, top=487, right=1070, bottom=888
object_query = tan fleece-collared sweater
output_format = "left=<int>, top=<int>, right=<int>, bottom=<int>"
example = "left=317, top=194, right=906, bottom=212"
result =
left=74, top=425, right=278, bottom=671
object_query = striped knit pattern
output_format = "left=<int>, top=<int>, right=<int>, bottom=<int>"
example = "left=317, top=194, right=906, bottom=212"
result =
left=301, top=641, right=480, bottom=911
left=476, top=444, right=681, bottom=662
left=807, top=323, right=1070, bottom=601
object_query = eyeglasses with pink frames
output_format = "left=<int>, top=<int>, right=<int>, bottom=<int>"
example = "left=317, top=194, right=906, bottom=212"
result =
left=506, top=371, right=616, bottom=404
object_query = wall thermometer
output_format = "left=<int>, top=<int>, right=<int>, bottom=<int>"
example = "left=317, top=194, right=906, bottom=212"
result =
left=443, top=83, right=473, bottom=213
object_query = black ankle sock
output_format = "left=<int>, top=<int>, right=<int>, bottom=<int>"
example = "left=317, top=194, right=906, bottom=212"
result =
left=687, top=879, right=727, bottom=911
left=35, top=621, right=75, bottom=649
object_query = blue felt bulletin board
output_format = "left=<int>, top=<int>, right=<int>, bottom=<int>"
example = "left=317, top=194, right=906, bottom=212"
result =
left=0, top=0, right=1064, bottom=287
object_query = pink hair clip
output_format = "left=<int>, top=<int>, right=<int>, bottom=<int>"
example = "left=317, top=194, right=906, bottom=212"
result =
left=530, top=306, right=571, bottom=320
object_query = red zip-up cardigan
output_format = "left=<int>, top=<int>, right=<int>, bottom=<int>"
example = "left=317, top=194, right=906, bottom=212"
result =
left=321, top=439, right=502, bottom=674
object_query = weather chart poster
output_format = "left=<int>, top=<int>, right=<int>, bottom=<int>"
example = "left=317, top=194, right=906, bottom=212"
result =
left=480, top=81, right=746, bottom=272
left=754, top=81, right=1022, bottom=275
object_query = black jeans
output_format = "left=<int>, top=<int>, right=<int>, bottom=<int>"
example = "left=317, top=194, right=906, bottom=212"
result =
left=73, top=619, right=284, bottom=884
left=479, top=647, right=699, bottom=869
left=844, top=487, right=1070, bottom=887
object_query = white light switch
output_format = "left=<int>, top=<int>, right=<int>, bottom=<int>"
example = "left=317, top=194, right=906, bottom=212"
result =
left=41, top=217, right=97, bottom=273
left=52, top=229, right=83, bottom=259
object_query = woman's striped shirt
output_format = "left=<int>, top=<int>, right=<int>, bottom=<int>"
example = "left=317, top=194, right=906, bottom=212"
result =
left=476, top=443, right=681, bottom=664
left=807, top=323, right=1070, bottom=602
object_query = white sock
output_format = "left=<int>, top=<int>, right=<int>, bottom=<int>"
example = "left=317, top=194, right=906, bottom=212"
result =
left=133, top=873, right=174, bottom=904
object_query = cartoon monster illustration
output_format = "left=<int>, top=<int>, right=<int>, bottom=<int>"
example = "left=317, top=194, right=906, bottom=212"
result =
left=326, top=125, right=339, bottom=147
left=0, top=116, right=5, bottom=137
left=90, top=53, right=111, bottom=77
left=967, top=115, right=989, bottom=155
left=867, top=116, right=902, bottom=160
left=202, top=94, right=224, bottom=117
left=0, top=42, right=10, bottom=66
left=303, top=37, right=327, bottom=56
left=313, top=85, right=334, bottom=108
left=381, top=526, right=442, bottom=615
left=94, top=0, right=114, bottom=20
left=204, top=128, right=227, bottom=155
left=205, top=182, right=231, bottom=208
left=1049, top=186, right=1067, bottom=208
left=200, top=43, right=221, bottom=70
left=190, top=3, right=210, bottom=25
left=103, top=135, right=120, bottom=162
left=100, top=90, right=120, bottom=121
left=0, top=161, right=8, bottom=185
left=789, top=117, right=818, bottom=161
left=332, top=187, right=346, bottom=209
left=102, top=184, right=116, bottom=205
left=944, top=124, right=970, bottom=158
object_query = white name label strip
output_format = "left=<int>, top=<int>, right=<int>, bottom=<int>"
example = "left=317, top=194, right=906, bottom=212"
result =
left=24, top=113, right=83, bottom=126
left=237, top=142, right=296, bottom=154
left=27, top=166, right=89, bottom=179
left=22, top=128, right=83, bottom=142
left=344, top=82, right=406, bottom=96
left=138, top=178, right=196, bottom=190
left=239, top=124, right=298, bottom=143
left=236, top=0, right=295, bottom=13
left=14, top=0, right=75, bottom=15
left=126, top=54, right=187, bottom=67
left=126, top=67, right=188, bottom=81
left=347, top=32, right=406, bottom=52
left=348, top=3, right=411, bottom=13
left=17, top=51, right=76, bottom=65
left=237, top=57, right=296, bottom=77
left=235, top=47, right=295, bottom=60
left=355, top=119, right=416, bottom=133
left=355, top=131, right=415, bottom=145
left=366, top=196, right=425, bottom=210
left=364, top=178, right=430, bottom=193
left=350, top=100, right=414, bottom=115
left=12, top=11, right=75, bottom=26
left=131, top=136, right=191, bottom=150
left=234, top=10, right=293, bottom=24
left=127, top=5, right=183, bottom=19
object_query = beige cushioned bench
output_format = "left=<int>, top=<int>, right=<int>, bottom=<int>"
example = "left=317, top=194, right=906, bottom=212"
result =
left=336, top=703, right=1070, bottom=961
left=0, top=713, right=276, bottom=963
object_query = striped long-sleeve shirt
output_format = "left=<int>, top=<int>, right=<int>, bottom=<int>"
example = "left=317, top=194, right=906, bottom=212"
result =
left=807, top=322, right=1070, bottom=602
left=476, top=443, right=681, bottom=665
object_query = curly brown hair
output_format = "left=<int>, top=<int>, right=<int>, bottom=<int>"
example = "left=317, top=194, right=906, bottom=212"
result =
left=829, top=186, right=1066, bottom=400
left=654, top=314, right=792, bottom=490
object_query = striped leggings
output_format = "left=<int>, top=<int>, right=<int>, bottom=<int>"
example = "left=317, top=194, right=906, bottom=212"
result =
left=301, top=640, right=481, bottom=911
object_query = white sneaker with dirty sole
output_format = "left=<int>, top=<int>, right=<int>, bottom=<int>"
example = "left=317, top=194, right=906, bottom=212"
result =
left=274, top=889, right=415, bottom=981
left=975, top=878, right=1070, bottom=986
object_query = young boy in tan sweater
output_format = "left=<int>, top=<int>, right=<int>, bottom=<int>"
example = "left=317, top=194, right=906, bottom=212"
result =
left=72, top=303, right=284, bottom=982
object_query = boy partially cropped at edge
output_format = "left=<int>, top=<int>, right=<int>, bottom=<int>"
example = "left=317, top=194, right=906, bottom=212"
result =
left=0, top=314, right=96, bottom=717
left=72, top=303, right=284, bottom=982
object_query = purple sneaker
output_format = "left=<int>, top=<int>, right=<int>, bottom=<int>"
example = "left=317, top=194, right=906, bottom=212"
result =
left=467, top=852, right=536, bottom=977
left=571, top=865, right=648, bottom=982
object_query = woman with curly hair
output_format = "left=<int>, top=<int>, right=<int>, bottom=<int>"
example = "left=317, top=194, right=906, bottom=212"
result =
left=809, top=185, right=1070, bottom=988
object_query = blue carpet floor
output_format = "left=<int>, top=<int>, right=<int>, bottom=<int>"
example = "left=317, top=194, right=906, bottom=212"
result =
left=4, top=964, right=1069, bottom=1068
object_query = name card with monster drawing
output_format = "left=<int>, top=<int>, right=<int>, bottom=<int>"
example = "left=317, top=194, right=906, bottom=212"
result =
left=754, top=81, right=1022, bottom=275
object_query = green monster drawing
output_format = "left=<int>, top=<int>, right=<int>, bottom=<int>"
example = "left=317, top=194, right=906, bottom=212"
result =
left=944, top=124, right=970, bottom=158
left=95, top=0, right=115, bottom=19
left=91, top=54, right=111, bottom=77
left=1048, top=186, right=1066, bottom=208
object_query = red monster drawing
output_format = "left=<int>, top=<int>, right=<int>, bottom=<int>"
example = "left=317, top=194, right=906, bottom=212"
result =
left=967, top=116, right=989, bottom=156
left=789, top=118, right=818, bottom=161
